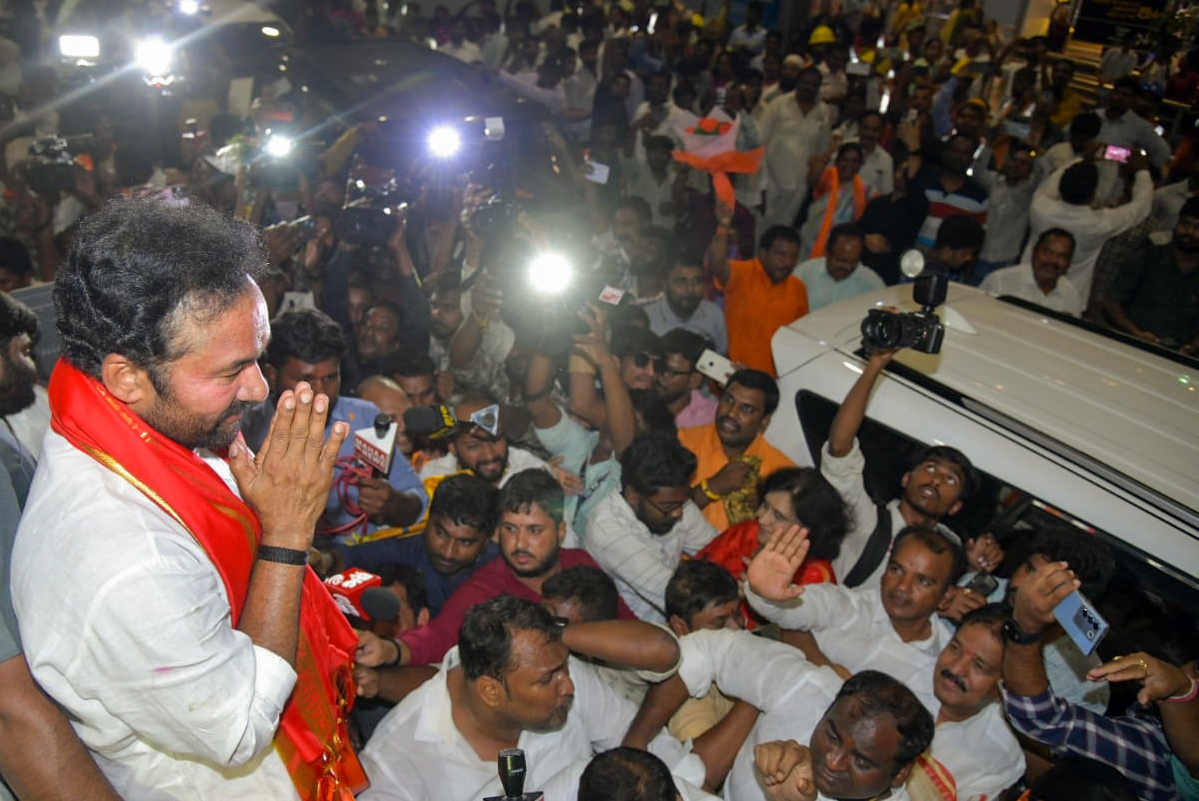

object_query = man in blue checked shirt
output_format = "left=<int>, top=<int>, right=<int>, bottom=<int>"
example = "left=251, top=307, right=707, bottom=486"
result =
left=1000, top=557, right=1187, bottom=801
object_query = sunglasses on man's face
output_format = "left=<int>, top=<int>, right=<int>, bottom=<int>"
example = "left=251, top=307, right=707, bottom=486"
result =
left=631, top=353, right=662, bottom=371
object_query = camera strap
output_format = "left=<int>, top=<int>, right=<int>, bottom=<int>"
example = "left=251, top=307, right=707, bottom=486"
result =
left=842, top=500, right=892, bottom=588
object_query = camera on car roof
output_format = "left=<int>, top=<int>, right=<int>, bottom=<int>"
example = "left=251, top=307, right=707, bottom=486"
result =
left=860, top=253, right=948, bottom=355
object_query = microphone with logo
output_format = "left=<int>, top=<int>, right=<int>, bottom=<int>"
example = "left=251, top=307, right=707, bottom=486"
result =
left=353, top=413, right=399, bottom=478
left=324, top=568, right=402, bottom=623
left=484, top=748, right=542, bottom=801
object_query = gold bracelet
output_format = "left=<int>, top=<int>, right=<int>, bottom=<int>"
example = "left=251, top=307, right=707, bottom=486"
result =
left=700, top=479, right=722, bottom=501
left=471, top=311, right=490, bottom=330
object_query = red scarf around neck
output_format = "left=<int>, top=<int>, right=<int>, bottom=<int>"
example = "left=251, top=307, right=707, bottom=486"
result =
left=48, top=360, right=367, bottom=800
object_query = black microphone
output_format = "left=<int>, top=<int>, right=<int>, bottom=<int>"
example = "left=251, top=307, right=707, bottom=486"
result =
left=485, top=748, right=543, bottom=801
left=402, top=404, right=458, bottom=439
left=360, top=587, right=402, bottom=622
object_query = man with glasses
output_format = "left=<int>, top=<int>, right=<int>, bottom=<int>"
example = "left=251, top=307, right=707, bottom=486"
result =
left=679, top=369, right=795, bottom=533
left=584, top=431, right=718, bottom=623
left=655, top=329, right=718, bottom=429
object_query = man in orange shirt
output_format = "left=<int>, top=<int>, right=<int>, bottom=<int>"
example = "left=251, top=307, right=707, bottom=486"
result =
left=678, top=369, right=795, bottom=532
left=706, top=201, right=808, bottom=376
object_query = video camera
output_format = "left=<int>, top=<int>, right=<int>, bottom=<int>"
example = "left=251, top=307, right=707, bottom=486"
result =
left=25, top=138, right=76, bottom=198
left=861, top=252, right=948, bottom=355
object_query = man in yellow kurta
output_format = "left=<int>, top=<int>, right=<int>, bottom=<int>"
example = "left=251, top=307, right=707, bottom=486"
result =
left=678, top=369, right=795, bottom=532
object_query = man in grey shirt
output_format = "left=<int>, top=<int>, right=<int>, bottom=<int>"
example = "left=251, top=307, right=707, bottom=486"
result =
left=641, top=255, right=728, bottom=354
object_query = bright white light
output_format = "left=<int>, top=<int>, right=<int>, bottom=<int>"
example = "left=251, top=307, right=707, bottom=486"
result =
left=135, top=37, right=173, bottom=76
left=262, top=25, right=281, bottom=37
left=427, top=126, right=461, bottom=158
left=265, top=134, right=293, bottom=157
left=180, top=0, right=200, bottom=14
left=59, top=35, right=99, bottom=58
left=900, top=249, right=925, bottom=279
left=528, top=253, right=572, bottom=294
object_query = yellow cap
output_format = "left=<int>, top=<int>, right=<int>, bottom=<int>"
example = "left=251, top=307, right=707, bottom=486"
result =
left=809, top=25, right=836, bottom=45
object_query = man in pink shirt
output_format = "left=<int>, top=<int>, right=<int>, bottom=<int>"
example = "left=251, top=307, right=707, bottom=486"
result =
left=657, top=329, right=718, bottom=429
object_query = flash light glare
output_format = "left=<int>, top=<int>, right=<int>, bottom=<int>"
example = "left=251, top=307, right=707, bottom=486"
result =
left=428, top=126, right=461, bottom=158
left=529, top=254, right=572, bottom=294
left=59, top=35, right=100, bottom=58
left=266, top=134, right=293, bottom=158
left=135, top=37, right=172, bottom=76
left=262, top=25, right=281, bottom=37
left=180, top=0, right=200, bottom=13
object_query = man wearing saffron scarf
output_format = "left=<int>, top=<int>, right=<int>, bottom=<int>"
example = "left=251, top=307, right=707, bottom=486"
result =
left=10, top=199, right=367, bottom=799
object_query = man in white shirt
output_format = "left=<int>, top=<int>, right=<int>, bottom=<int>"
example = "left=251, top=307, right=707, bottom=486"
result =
left=924, top=604, right=1025, bottom=801
left=439, top=21, right=482, bottom=63
left=11, top=199, right=360, bottom=797
left=359, top=595, right=707, bottom=801
left=625, top=627, right=935, bottom=801
left=419, top=390, right=552, bottom=486
left=854, top=111, right=894, bottom=197
left=585, top=431, right=718, bottom=622
left=792, top=223, right=885, bottom=311
left=982, top=228, right=1084, bottom=316
left=1026, top=152, right=1153, bottom=306
left=760, top=67, right=835, bottom=229
left=745, top=525, right=961, bottom=713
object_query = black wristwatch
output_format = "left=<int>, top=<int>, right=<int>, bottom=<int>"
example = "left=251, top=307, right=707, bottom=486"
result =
left=1002, top=618, right=1042, bottom=645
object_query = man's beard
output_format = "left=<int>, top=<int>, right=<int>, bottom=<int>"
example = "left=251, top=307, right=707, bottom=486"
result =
left=143, top=367, right=254, bottom=451
left=0, top=348, right=37, bottom=417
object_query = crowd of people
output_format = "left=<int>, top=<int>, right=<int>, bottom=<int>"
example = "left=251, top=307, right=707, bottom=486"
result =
left=0, top=0, right=1196, bottom=800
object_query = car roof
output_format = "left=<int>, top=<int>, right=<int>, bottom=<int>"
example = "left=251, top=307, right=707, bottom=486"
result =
left=774, top=283, right=1199, bottom=521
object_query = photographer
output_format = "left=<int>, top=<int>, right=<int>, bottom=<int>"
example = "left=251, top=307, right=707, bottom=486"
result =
left=820, top=342, right=998, bottom=596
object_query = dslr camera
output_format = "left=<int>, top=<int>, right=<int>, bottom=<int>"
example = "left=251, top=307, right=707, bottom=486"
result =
left=860, top=272, right=948, bottom=354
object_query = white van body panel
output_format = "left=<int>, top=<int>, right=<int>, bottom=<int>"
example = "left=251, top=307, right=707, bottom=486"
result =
left=765, top=283, right=1199, bottom=587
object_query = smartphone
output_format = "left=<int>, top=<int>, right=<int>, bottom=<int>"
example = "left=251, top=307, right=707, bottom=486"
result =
left=1052, top=590, right=1110, bottom=656
left=1000, top=120, right=1031, bottom=140
left=1104, top=144, right=1132, bottom=163
left=583, top=160, right=610, bottom=185
left=696, top=348, right=735, bottom=384
left=964, top=571, right=999, bottom=597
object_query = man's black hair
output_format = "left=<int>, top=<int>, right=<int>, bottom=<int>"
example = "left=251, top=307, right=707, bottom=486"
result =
left=798, top=65, right=821, bottom=81
left=619, top=431, right=697, bottom=496
left=933, top=214, right=985, bottom=253
left=542, top=566, right=620, bottom=621
left=957, top=602, right=1008, bottom=641
left=659, top=328, right=711, bottom=368
left=1025, top=528, right=1116, bottom=599
left=1034, top=227, right=1076, bottom=259
left=827, top=222, right=864, bottom=253
left=0, top=237, right=32, bottom=278
left=56, top=198, right=267, bottom=379
left=459, top=594, right=561, bottom=681
left=833, top=670, right=935, bottom=772
left=645, top=134, right=674, bottom=153
left=836, top=141, right=864, bottom=161
left=0, top=291, right=38, bottom=344
left=389, top=352, right=437, bottom=379
left=1029, top=756, right=1139, bottom=801
left=579, top=747, right=678, bottom=801
left=759, top=224, right=801, bottom=251
left=1112, top=75, right=1140, bottom=93
left=363, top=299, right=402, bottom=325
left=1180, top=196, right=1199, bottom=221
left=612, top=326, right=664, bottom=359
left=1060, top=162, right=1099, bottom=206
left=725, top=368, right=780, bottom=416
left=893, top=526, right=966, bottom=584
left=498, top=468, right=565, bottom=526
left=375, top=563, right=430, bottom=614
left=665, top=559, right=739, bottom=624
left=264, top=308, right=346, bottom=369
left=629, top=388, right=677, bottom=434
left=761, top=467, right=850, bottom=561
left=909, top=445, right=979, bottom=503
left=1069, top=112, right=1103, bottom=141
left=428, top=473, right=499, bottom=535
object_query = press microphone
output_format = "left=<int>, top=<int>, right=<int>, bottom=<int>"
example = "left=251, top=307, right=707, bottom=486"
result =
left=324, top=568, right=383, bottom=619
left=484, top=748, right=543, bottom=801
left=402, top=404, right=458, bottom=440
left=353, top=413, right=398, bottom=477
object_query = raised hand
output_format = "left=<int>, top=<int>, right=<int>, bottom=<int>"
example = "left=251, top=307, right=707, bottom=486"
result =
left=229, top=382, right=348, bottom=551
left=1087, top=651, right=1194, bottom=706
left=747, top=525, right=811, bottom=602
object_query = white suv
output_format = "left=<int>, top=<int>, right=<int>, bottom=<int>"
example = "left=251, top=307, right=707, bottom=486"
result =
left=764, top=282, right=1199, bottom=614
